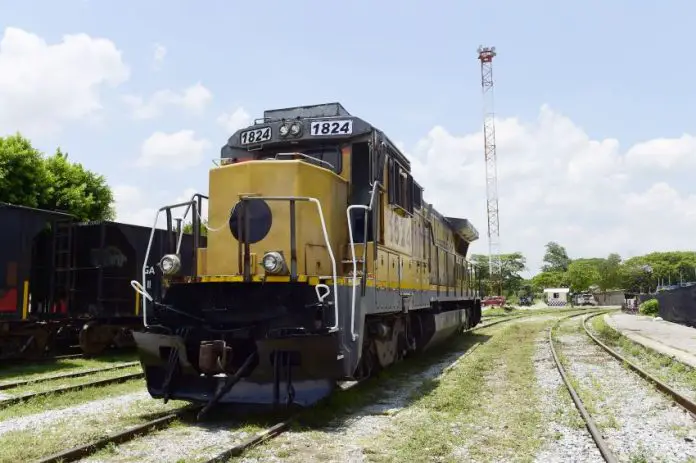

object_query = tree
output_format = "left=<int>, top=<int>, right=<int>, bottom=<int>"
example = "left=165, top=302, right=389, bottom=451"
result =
left=43, top=149, right=114, bottom=221
left=530, top=271, right=568, bottom=292
left=500, top=252, right=527, bottom=294
left=541, top=241, right=571, bottom=272
left=0, top=133, right=51, bottom=208
left=567, top=260, right=601, bottom=292
left=470, top=252, right=527, bottom=296
left=597, top=253, right=622, bottom=291
left=182, top=220, right=208, bottom=236
left=0, top=135, right=114, bottom=221
left=620, top=251, right=696, bottom=292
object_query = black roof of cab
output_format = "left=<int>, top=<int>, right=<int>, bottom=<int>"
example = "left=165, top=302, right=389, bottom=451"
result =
left=221, top=102, right=411, bottom=171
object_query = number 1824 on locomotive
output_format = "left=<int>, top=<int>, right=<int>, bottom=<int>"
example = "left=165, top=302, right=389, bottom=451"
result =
left=310, top=119, right=353, bottom=136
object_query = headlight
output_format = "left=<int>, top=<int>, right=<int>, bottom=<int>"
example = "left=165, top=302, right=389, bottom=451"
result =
left=290, top=122, right=302, bottom=136
left=279, top=124, right=290, bottom=137
left=159, top=254, right=181, bottom=275
left=262, top=251, right=286, bottom=274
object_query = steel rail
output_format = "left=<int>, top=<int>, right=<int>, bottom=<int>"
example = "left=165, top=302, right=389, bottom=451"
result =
left=583, top=312, right=696, bottom=416
left=0, top=371, right=143, bottom=408
left=549, top=311, right=619, bottom=463
left=0, top=361, right=140, bottom=391
left=34, top=406, right=201, bottom=463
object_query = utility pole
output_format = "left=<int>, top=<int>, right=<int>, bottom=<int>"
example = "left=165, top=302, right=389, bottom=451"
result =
left=477, top=45, right=502, bottom=295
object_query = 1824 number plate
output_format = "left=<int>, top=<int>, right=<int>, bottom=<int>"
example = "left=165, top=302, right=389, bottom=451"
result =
left=240, top=126, right=271, bottom=145
left=310, top=120, right=353, bottom=136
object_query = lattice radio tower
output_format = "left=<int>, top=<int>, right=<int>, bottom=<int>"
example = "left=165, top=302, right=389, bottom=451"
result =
left=477, top=45, right=502, bottom=295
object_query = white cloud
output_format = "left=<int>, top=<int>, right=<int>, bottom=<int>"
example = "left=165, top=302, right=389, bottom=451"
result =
left=112, top=185, right=158, bottom=228
left=625, top=134, right=696, bottom=169
left=0, top=27, right=129, bottom=137
left=408, top=105, right=696, bottom=275
left=137, top=130, right=211, bottom=169
left=123, top=82, right=212, bottom=119
left=217, top=107, right=251, bottom=133
left=114, top=185, right=208, bottom=229
left=152, top=43, right=166, bottom=69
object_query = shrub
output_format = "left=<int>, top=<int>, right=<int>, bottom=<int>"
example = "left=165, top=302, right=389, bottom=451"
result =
left=639, top=299, right=659, bottom=316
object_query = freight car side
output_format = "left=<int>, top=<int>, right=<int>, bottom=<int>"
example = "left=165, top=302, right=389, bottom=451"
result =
left=52, top=221, right=200, bottom=354
left=0, top=202, right=204, bottom=359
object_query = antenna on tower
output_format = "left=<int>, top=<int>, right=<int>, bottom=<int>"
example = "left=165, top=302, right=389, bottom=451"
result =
left=477, top=45, right=502, bottom=296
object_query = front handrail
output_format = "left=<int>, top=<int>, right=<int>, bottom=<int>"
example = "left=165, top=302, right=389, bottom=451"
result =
left=130, top=194, right=207, bottom=327
left=346, top=182, right=380, bottom=341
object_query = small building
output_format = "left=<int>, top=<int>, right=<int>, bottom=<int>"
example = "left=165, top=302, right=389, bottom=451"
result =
left=544, top=288, right=570, bottom=307
left=593, top=289, right=625, bottom=306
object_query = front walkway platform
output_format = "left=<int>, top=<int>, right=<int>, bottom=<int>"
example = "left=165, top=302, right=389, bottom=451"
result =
left=605, top=313, right=696, bottom=369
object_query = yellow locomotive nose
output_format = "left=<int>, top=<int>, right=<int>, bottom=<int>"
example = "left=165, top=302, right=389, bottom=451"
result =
left=203, top=159, right=348, bottom=279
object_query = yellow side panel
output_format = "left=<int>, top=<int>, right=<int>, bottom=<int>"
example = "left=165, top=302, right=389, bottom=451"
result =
left=384, top=207, right=412, bottom=254
left=388, top=253, right=400, bottom=289
left=376, top=248, right=389, bottom=288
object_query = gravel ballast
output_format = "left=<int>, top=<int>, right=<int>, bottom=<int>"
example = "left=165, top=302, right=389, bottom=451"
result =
left=0, top=391, right=150, bottom=437
left=532, top=333, right=603, bottom=463
left=557, top=316, right=696, bottom=462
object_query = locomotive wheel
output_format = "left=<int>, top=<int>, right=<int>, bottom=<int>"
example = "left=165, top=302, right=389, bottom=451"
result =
left=373, top=317, right=407, bottom=368
left=79, top=321, right=115, bottom=356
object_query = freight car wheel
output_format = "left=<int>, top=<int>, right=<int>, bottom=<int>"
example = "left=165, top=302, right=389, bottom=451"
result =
left=79, top=321, right=114, bottom=356
left=23, top=326, right=51, bottom=359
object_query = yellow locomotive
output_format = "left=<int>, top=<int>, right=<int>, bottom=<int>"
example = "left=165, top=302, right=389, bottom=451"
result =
left=131, top=102, right=481, bottom=412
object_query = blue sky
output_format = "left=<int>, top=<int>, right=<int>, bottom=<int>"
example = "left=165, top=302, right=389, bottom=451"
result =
left=1, top=0, right=695, bottom=273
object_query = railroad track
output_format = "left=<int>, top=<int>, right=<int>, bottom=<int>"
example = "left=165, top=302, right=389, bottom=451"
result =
left=0, top=370, right=144, bottom=408
left=34, top=380, right=363, bottom=463
left=0, top=361, right=140, bottom=391
left=36, top=406, right=199, bottom=463
left=549, top=310, right=696, bottom=463
left=32, top=318, right=509, bottom=462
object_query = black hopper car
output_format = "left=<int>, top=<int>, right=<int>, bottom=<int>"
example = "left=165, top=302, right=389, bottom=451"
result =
left=0, top=202, right=201, bottom=359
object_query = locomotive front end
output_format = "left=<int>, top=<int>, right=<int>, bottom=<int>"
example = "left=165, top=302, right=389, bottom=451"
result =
left=131, top=104, right=361, bottom=410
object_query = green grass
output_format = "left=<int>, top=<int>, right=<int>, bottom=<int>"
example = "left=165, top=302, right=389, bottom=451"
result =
left=0, top=351, right=139, bottom=383
left=0, top=364, right=142, bottom=397
left=357, top=321, right=550, bottom=462
left=482, top=306, right=519, bottom=316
